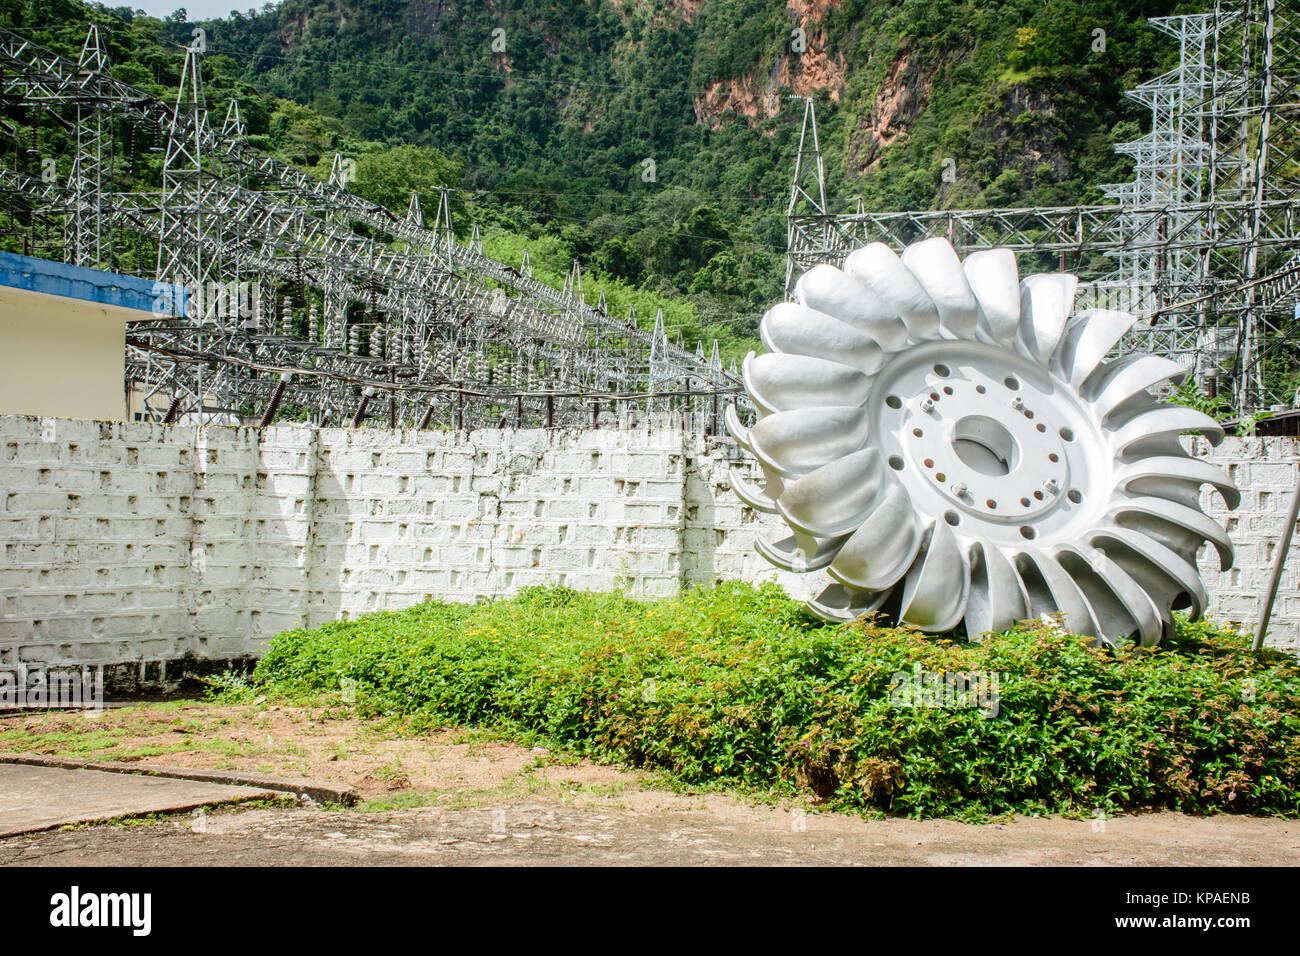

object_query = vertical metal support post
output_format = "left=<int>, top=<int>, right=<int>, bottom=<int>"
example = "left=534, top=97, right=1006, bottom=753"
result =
left=1255, top=463, right=1300, bottom=651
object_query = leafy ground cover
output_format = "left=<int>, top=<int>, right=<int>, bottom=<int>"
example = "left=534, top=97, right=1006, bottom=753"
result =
left=237, top=582, right=1300, bottom=820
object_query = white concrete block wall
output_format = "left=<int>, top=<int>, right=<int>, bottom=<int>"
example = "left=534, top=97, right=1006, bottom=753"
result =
left=1189, top=436, right=1300, bottom=651
left=300, top=427, right=694, bottom=624
left=1, top=417, right=193, bottom=668
left=1, top=415, right=1296, bottom=676
left=684, top=441, right=824, bottom=603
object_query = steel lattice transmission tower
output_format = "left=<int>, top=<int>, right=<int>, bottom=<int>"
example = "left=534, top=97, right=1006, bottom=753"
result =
left=0, top=25, right=736, bottom=429
left=68, top=24, right=108, bottom=270
left=785, top=96, right=831, bottom=293
left=783, top=0, right=1300, bottom=415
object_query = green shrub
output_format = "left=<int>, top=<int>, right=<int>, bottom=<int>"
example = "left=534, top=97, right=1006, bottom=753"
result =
left=250, top=582, right=1300, bottom=819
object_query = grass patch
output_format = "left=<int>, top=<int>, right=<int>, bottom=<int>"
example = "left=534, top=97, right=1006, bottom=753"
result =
left=235, top=582, right=1300, bottom=820
left=0, top=724, right=262, bottom=763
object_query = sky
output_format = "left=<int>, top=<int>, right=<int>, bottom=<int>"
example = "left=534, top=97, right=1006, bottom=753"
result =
left=126, top=0, right=276, bottom=21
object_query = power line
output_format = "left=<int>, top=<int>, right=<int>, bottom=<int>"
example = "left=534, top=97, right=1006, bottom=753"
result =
left=462, top=191, right=787, bottom=255
left=205, top=45, right=782, bottom=101
left=0, top=24, right=740, bottom=429
left=126, top=337, right=743, bottom=401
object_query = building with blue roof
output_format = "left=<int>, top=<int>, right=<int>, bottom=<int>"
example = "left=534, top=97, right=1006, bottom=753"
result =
left=0, top=252, right=183, bottom=421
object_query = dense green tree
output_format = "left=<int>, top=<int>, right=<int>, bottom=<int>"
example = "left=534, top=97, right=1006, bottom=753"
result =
left=0, top=0, right=1197, bottom=361
left=346, top=145, right=464, bottom=223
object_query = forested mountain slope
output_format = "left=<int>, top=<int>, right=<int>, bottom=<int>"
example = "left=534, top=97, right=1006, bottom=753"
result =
left=3, top=0, right=1184, bottom=355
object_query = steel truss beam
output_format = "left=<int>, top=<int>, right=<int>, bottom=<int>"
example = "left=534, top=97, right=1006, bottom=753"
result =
left=785, top=0, right=1300, bottom=415
left=0, top=27, right=731, bottom=428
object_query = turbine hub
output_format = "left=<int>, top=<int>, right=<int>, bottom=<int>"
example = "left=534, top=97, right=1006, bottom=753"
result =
left=871, top=339, right=1094, bottom=544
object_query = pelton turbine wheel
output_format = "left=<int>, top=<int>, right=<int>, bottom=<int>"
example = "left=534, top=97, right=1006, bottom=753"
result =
left=728, top=238, right=1239, bottom=645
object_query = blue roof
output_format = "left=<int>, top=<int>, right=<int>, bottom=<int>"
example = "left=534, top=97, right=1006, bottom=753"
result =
left=0, top=251, right=185, bottom=317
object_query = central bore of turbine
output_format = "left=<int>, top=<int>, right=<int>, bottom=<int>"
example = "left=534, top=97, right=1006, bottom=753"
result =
left=951, top=415, right=1019, bottom=477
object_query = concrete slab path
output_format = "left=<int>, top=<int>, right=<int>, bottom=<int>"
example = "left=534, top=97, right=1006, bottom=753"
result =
left=4, top=800, right=1300, bottom=865
left=0, top=763, right=278, bottom=836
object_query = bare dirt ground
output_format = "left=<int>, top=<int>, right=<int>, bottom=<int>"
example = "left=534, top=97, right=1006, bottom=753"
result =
left=2, top=702, right=1298, bottom=866
left=0, top=700, right=634, bottom=804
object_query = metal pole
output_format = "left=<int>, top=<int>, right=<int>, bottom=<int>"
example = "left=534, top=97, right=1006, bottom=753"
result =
left=1254, top=462, right=1300, bottom=651
left=416, top=403, right=435, bottom=430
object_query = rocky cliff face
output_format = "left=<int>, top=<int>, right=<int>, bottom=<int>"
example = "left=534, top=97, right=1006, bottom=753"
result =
left=988, top=83, right=1072, bottom=180
left=227, top=0, right=1156, bottom=213
left=845, top=52, right=933, bottom=174
left=693, top=0, right=847, bottom=125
